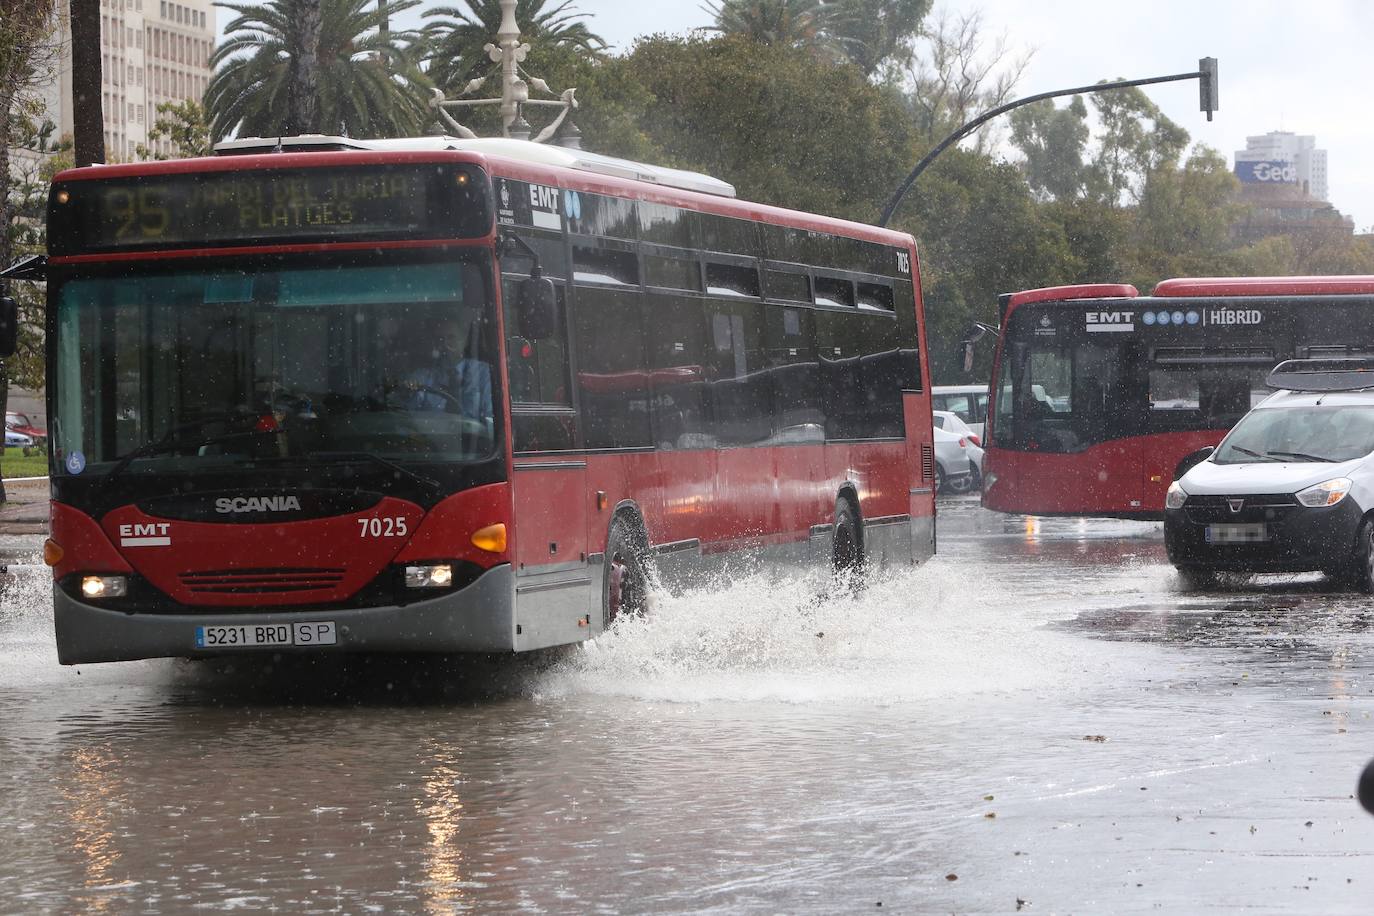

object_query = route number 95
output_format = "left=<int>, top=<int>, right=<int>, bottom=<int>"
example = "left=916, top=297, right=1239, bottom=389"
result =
left=359, top=516, right=409, bottom=538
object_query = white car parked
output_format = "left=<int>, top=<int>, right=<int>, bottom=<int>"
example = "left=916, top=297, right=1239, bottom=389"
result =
left=933, top=425, right=977, bottom=494
left=933, top=409, right=984, bottom=487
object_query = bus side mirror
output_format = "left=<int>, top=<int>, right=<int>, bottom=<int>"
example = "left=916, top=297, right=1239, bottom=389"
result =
left=517, top=276, right=557, bottom=340
left=961, top=340, right=975, bottom=374
left=0, top=297, right=17, bottom=358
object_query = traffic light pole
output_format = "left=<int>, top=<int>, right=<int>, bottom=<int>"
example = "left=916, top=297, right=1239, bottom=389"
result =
left=876, top=58, right=1218, bottom=228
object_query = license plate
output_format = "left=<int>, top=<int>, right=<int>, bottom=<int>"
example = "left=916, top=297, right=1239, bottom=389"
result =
left=195, top=621, right=338, bottom=649
left=1205, top=523, right=1268, bottom=544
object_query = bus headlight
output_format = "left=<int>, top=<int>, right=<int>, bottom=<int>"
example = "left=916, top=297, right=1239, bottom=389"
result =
left=405, top=564, right=453, bottom=588
left=1296, top=478, right=1353, bottom=508
left=1165, top=481, right=1188, bottom=510
left=81, top=575, right=128, bottom=599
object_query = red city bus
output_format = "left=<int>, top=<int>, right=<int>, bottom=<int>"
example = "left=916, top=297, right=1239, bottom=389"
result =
left=981, top=277, right=1374, bottom=519
left=17, top=136, right=935, bottom=665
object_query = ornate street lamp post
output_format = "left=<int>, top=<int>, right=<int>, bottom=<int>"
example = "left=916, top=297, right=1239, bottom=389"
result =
left=428, top=0, right=580, bottom=146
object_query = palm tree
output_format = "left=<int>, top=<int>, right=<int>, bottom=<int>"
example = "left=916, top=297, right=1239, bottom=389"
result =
left=423, top=0, right=605, bottom=93
left=206, top=0, right=432, bottom=141
left=703, top=0, right=845, bottom=57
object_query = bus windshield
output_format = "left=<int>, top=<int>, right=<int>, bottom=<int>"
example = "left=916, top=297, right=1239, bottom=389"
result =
left=53, top=254, right=500, bottom=474
left=1214, top=406, right=1374, bottom=464
left=994, top=308, right=1275, bottom=453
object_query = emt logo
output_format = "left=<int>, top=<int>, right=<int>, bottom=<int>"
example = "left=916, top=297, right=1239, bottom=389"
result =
left=119, top=522, right=171, bottom=547
left=1085, top=311, right=1135, bottom=333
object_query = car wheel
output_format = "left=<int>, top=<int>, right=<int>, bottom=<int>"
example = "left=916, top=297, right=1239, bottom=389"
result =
left=934, top=463, right=945, bottom=494
left=1350, top=517, right=1374, bottom=593
left=947, top=473, right=972, bottom=494
left=1176, top=566, right=1217, bottom=590
left=602, top=517, right=649, bottom=629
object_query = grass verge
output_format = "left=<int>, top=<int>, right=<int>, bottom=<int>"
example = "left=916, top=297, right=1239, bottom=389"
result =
left=1, top=451, right=49, bottom=479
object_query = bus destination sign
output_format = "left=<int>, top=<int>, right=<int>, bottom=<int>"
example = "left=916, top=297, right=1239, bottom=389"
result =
left=49, top=163, right=491, bottom=254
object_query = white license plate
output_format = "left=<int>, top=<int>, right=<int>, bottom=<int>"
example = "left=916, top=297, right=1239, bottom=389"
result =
left=1205, top=523, right=1268, bottom=544
left=195, top=621, right=337, bottom=649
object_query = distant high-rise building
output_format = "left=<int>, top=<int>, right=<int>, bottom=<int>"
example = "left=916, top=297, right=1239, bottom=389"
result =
left=43, top=0, right=216, bottom=162
left=1234, top=131, right=1328, bottom=202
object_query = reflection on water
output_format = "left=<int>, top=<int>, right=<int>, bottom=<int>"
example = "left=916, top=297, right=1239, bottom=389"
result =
left=3, top=508, right=1374, bottom=912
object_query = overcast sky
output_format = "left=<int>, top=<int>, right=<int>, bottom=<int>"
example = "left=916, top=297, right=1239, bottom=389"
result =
left=221, top=0, right=1374, bottom=231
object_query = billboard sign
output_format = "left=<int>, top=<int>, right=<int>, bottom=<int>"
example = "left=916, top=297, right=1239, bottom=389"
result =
left=1235, top=159, right=1299, bottom=184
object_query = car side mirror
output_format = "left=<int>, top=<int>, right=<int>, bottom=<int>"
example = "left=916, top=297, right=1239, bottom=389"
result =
left=1174, top=445, right=1215, bottom=479
left=516, top=276, right=557, bottom=340
left=0, top=297, right=17, bottom=358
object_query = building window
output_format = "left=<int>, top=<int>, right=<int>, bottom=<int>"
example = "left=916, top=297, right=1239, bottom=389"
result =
left=137, top=105, right=145, bottom=122
left=160, top=1, right=166, bottom=16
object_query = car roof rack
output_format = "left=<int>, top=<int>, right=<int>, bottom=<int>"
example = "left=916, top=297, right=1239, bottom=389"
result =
left=1267, top=358, right=1374, bottom=392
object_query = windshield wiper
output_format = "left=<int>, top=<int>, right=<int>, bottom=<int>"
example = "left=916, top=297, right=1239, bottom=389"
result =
left=1224, top=445, right=1278, bottom=462
left=1264, top=449, right=1337, bottom=463
left=99, top=430, right=264, bottom=490
left=268, top=450, right=442, bottom=496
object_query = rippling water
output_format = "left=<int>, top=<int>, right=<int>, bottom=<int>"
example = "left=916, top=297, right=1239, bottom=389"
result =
left=3, top=504, right=1374, bottom=913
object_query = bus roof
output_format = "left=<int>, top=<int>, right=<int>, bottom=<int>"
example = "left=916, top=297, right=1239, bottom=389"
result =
left=1153, top=276, right=1374, bottom=297
left=999, top=284, right=1138, bottom=320
left=51, top=136, right=917, bottom=252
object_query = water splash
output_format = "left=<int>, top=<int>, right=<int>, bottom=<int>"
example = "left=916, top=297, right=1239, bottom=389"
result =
left=536, top=558, right=1097, bottom=705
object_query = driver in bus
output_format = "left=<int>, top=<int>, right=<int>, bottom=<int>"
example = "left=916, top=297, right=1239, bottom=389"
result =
left=407, top=314, right=494, bottom=438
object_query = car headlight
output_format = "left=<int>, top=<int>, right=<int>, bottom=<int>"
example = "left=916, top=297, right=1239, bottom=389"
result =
left=1165, top=480, right=1188, bottom=510
left=1295, top=477, right=1353, bottom=507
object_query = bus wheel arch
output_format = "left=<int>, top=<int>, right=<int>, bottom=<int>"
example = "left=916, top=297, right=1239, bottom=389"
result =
left=602, top=506, right=651, bottom=628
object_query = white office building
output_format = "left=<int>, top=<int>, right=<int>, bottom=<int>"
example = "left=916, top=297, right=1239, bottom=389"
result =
left=38, top=0, right=216, bottom=162
left=1234, top=131, right=1329, bottom=202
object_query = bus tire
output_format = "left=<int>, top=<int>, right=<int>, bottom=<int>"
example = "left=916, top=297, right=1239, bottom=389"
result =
left=603, top=517, right=649, bottom=628
left=833, top=497, right=864, bottom=584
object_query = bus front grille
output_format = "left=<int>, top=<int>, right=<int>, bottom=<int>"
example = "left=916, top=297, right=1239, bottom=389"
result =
left=179, top=568, right=348, bottom=594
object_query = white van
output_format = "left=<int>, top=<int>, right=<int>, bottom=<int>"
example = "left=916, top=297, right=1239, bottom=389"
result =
left=931, top=385, right=989, bottom=438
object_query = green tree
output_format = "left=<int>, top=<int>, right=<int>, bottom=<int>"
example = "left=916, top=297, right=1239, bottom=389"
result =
left=904, top=9, right=1030, bottom=150
left=207, top=0, right=432, bottom=141
left=706, top=0, right=930, bottom=76
left=423, top=0, right=604, bottom=93
left=137, top=100, right=214, bottom=159
left=824, top=0, right=931, bottom=77
left=1009, top=96, right=1090, bottom=201
left=1123, top=146, right=1241, bottom=287
left=1087, top=83, right=1188, bottom=203
left=2, top=0, right=57, bottom=497
left=616, top=34, right=916, bottom=221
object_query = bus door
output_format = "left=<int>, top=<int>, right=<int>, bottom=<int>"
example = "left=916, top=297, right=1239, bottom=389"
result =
left=1000, top=333, right=1145, bottom=514
left=504, top=272, right=593, bottom=646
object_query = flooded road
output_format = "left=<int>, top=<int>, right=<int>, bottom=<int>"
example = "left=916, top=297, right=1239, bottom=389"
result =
left=3, top=498, right=1374, bottom=913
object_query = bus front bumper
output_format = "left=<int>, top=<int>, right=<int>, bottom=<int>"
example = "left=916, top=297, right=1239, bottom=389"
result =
left=54, top=564, right=516, bottom=665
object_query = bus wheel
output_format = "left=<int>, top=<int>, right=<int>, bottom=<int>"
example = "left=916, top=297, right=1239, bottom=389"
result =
left=832, top=498, right=864, bottom=585
left=603, top=519, right=649, bottom=628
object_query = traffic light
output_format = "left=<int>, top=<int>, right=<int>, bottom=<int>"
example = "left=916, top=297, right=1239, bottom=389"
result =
left=1199, top=57, right=1219, bottom=121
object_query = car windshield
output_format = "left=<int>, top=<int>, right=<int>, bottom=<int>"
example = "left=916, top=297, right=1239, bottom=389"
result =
left=1213, top=405, right=1374, bottom=464
left=52, top=254, right=500, bottom=475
